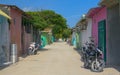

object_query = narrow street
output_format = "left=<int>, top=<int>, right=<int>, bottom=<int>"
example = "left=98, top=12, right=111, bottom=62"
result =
left=0, top=42, right=120, bottom=75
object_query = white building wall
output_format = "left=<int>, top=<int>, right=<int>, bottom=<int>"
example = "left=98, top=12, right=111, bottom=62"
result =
left=81, top=30, right=87, bottom=45
left=81, top=18, right=92, bottom=46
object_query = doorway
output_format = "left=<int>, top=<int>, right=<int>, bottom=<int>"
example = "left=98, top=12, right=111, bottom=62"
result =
left=98, top=20, right=106, bottom=62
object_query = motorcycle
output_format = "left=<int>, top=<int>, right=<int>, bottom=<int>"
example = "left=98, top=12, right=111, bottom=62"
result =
left=90, top=48, right=105, bottom=72
left=81, top=42, right=88, bottom=62
left=82, top=41, right=105, bottom=72
left=28, top=42, right=39, bottom=55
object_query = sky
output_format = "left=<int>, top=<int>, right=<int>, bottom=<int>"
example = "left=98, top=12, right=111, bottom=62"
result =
left=0, top=0, right=100, bottom=28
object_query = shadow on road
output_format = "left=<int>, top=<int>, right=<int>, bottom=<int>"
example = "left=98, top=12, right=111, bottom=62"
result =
left=0, top=65, right=10, bottom=70
left=105, top=65, right=120, bottom=72
left=73, top=47, right=84, bottom=62
left=38, top=48, right=49, bottom=52
left=73, top=47, right=82, bottom=56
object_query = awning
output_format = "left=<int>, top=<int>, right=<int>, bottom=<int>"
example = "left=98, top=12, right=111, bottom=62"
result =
left=0, top=9, right=11, bottom=19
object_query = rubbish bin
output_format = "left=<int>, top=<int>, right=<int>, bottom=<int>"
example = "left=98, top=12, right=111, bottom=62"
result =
left=11, top=44, right=18, bottom=63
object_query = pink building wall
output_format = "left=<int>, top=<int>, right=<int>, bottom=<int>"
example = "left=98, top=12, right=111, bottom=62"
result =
left=92, top=7, right=107, bottom=46
left=10, top=8, right=22, bottom=56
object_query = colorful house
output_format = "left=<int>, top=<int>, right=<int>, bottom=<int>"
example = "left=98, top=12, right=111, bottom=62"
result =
left=71, top=26, right=81, bottom=49
left=86, top=18, right=92, bottom=41
left=0, top=4, right=33, bottom=57
left=87, top=6, right=107, bottom=62
left=80, top=16, right=92, bottom=46
left=0, top=9, right=11, bottom=66
left=74, top=15, right=92, bottom=50
left=0, top=5, right=23, bottom=57
left=40, top=28, right=53, bottom=48
left=75, top=20, right=84, bottom=49
left=71, top=28, right=77, bottom=47
left=76, top=28, right=81, bottom=49
left=100, top=0, right=120, bottom=65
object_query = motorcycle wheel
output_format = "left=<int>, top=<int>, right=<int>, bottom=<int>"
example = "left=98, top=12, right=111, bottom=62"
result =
left=91, top=59, right=105, bottom=72
left=34, top=50, right=37, bottom=55
left=28, top=49, right=32, bottom=55
left=84, top=60, right=89, bottom=69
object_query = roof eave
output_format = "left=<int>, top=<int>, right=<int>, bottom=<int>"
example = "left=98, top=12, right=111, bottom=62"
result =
left=86, top=7, right=103, bottom=18
left=99, top=0, right=119, bottom=7
left=0, top=9, right=11, bottom=19
left=0, top=4, right=24, bottom=13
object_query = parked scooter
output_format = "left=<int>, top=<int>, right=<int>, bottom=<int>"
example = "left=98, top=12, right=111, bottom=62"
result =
left=81, top=42, right=88, bottom=62
left=28, top=42, right=39, bottom=55
left=90, top=48, right=105, bottom=72
left=82, top=40, right=105, bottom=72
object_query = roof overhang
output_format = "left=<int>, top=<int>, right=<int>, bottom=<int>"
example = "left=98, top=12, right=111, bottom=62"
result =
left=99, top=0, right=119, bottom=7
left=0, top=4, right=31, bottom=19
left=0, top=4, right=24, bottom=13
left=0, top=9, right=11, bottom=19
left=87, top=7, right=103, bottom=18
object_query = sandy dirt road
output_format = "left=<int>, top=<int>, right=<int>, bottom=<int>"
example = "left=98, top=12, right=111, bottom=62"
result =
left=0, top=42, right=120, bottom=75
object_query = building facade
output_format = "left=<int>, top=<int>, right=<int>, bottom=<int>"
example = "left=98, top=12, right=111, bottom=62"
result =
left=100, top=0, right=120, bottom=65
left=87, top=6, right=107, bottom=62
left=0, top=8, right=11, bottom=66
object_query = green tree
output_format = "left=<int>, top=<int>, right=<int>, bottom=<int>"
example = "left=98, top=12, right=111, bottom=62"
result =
left=26, top=10, right=69, bottom=39
left=26, top=11, right=48, bottom=30
left=62, top=28, right=71, bottom=39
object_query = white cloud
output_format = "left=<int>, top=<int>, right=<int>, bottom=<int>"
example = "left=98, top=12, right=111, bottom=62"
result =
left=22, top=7, right=33, bottom=12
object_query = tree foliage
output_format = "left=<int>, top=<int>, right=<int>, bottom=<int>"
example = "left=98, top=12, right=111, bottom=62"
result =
left=62, top=28, right=71, bottom=39
left=26, top=10, right=71, bottom=39
left=26, top=11, right=48, bottom=30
